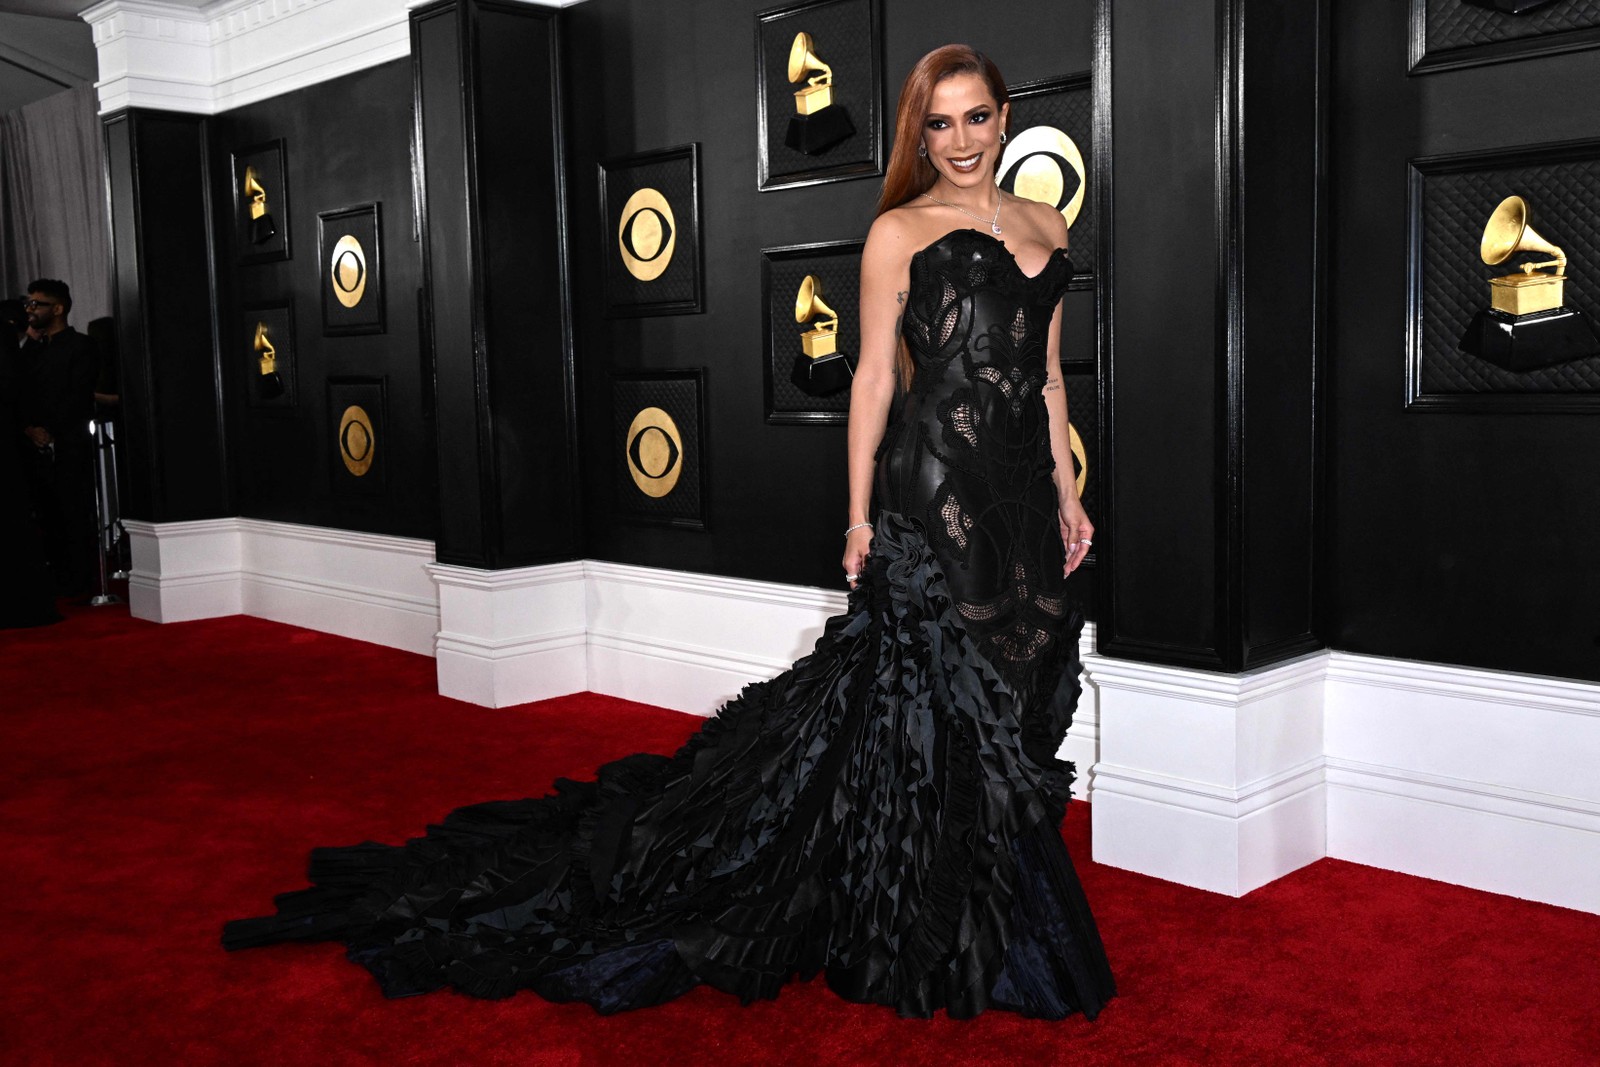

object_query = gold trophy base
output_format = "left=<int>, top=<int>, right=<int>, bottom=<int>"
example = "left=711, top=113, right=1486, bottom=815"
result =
left=793, top=84, right=833, bottom=116
left=801, top=328, right=838, bottom=358
left=1490, top=272, right=1565, bottom=316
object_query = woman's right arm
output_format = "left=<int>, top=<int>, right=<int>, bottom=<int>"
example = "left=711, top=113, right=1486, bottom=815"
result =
left=843, top=213, right=915, bottom=588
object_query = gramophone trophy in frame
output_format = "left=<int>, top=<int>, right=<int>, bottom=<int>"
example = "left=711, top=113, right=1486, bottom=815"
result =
left=232, top=139, right=289, bottom=263
left=792, top=273, right=855, bottom=396
left=253, top=321, right=285, bottom=400
left=785, top=31, right=855, bottom=155
left=243, top=167, right=276, bottom=246
left=1458, top=195, right=1600, bottom=372
left=242, top=301, right=295, bottom=408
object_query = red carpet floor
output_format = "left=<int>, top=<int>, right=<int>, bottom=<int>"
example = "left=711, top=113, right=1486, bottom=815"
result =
left=2, top=603, right=1597, bottom=1066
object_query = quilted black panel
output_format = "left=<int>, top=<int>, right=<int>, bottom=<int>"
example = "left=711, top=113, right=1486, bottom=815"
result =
left=765, top=243, right=863, bottom=421
left=1005, top=77, right=1094, bottom=289
left=1426, top=0, right=1600, bottom=51
left=758, top=0, right=879, bottom=186
left=601, top=148, right=700, bottom=314
left=1416, top=154, right=1600, bottom=395
left=613, top=373, right=706, bottom=527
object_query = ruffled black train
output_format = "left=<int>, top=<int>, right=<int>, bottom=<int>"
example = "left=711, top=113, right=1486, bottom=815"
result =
left=223, top=514, right=1116, bottom=1020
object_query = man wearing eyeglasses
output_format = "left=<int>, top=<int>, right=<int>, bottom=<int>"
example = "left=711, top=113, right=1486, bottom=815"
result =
left=17, top=279, right=98, bottom=598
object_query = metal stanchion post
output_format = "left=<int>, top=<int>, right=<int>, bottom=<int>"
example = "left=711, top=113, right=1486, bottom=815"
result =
left=103, top=418, right=129, bottom=579
left=89, top=417, right=122, bottom=607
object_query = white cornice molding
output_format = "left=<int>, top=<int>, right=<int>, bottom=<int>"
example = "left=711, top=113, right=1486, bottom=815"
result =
left=82, top=0, right=413, bottom=115
left=83, top=0, right=585, bottom=115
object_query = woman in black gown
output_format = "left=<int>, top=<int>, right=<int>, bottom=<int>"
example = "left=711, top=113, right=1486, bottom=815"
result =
left=225, top=44, right=1116, bottom=1022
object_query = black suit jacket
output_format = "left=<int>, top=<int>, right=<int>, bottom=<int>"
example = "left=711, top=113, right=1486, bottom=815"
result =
left=18, top=328, right=98, bottom=454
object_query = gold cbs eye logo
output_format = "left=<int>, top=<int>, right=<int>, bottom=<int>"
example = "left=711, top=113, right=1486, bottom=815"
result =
left=617, top=188, right=676, bottom=281
left=625, top=406, right=683, bottom=498
left=996, top=126, right=1087, bottom=228
left=339, top=405, right=375, bottom=476
left=1068, top=422, right=1088, bottom=499
left=330, top=234, right=368, bottom=308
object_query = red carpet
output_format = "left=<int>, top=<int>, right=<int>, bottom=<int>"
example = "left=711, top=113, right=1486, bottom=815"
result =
left=2, top=603, right=1597, bottom=1066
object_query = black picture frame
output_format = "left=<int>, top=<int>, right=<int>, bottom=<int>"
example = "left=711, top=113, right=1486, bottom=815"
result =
left=755, top=0, right=883, bottom=192
left=241, top=299, right=296, bottom=409
left=599, top=144, right=705, bottom=317
left=1409, top=0, right=1600, bottom=74
left=317, top=203, right=385, bottom=336
left=1005, top=73, right=1095, bottom=292
left=232, top=139, right=290, bottom=264
left=1406, top=136, right=1600, bottom=412
left=761, top=239, right=864, bottom=424
left=326, top=376, right=387, bottom=494
left=612, top=369, right=707, bottom=529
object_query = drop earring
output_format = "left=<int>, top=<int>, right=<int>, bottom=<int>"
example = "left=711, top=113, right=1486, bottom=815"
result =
left=1000, top=130, right=1008, bottom=145
left=917, top=142, right=927, bottom=158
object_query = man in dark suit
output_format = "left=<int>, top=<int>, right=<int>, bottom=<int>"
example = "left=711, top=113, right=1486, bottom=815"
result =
left=18, top=279, right=99, bottom=598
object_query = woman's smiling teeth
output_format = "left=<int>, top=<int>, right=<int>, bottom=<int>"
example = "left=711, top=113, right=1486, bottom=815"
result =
left=949, top=153, right=982, bottom=172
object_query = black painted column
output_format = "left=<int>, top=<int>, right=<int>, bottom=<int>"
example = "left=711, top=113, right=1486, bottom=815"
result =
left=1098, top=0, right=1326, bottom=672
left=412, top=0, right=579, bottom=569
left=103, top=109, right=230, bottom=522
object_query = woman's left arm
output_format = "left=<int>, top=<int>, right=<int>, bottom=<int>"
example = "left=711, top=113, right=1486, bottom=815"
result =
left=1039, top=210, right=1094, bottom=577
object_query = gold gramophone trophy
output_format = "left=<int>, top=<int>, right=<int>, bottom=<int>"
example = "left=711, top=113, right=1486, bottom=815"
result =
left=253, top=321, right=285, bottom=399
left=791, top=274, right=855, bottom=396
left=243, top=166, right=277, bottom=246
left=1458, top=195, right=1599, bottom=372
left=784, top=32, right=855, bottom=156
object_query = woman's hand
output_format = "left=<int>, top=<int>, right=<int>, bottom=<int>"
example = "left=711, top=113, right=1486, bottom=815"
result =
left=1059, top=496, right=1094, bottom=577
left=843, top=526, right=874, bottom=589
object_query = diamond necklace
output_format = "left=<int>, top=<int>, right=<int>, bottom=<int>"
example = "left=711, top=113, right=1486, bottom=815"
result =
left=920, top=189, right=1002, bottom=235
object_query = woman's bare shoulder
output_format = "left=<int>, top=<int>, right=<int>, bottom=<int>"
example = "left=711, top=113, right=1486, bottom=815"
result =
left=1006, top=193, right=1070, bottom=250
left=864, top=203, right=939, bottom=271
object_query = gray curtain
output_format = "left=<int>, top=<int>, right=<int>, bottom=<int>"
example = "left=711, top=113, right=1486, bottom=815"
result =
left=0, top=84, right=111, bottom=324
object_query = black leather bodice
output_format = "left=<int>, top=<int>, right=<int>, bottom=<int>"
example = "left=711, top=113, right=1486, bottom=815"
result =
left=875, top=228, right=1076, bottom=699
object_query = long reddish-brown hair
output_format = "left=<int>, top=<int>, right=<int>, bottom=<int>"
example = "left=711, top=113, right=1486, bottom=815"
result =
left=877, top=46, right=1010, bottom=386
left=876, top=45, right=1010, bottom=216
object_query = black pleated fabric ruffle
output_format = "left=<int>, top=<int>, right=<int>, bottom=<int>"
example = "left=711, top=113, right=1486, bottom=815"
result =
left=223, top=512, right=1115, bottom=1020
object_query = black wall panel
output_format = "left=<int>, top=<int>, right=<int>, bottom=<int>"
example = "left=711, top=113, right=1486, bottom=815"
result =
left=1330, top=0, right=1600, bottom=680
left=104, top=110, right=230, bottom=523
left=414, top=0, right=578, bottom=569
left=1101, top=0, right=1219, bottom=657
left=565, top=0, right=1099, bottom=604
left=211, top=60, right=434, bottom=540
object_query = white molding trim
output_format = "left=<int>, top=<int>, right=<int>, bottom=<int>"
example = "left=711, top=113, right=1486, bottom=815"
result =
left=83, top=0, right=413, bottom=115
left=429, top=561, right=588, bottom=709
left=584, top=559, right=849, bottom=716
left=123, top=517, right=1600, bottom=913
left=125, top=517, right=242, bottom=622
left=83, top=0, right=589, bottom=115
left=1087, top=652, right=1329, bottom=897
left=1323, top=650, right=1600, bottom=914
left=238, top=518, right=437, bottom=655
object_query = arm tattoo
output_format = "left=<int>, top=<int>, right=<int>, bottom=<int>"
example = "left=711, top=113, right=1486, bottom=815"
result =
left=1044, top=374, right=1063, bottom=393
left=892, top=290, right=908, bottom=337
left=896, top=290, right=907, bottom=306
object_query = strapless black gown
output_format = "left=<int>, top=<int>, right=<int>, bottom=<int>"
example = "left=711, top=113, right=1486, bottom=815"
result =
left=224, top=228, right=1117, bottom=1021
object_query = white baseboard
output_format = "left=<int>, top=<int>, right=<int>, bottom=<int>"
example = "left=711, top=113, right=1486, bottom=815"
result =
left=126, top=517, right=437, bottom=653
left=125, top=518, right=242, bottom=622
left=239, top=519, right=438, bottom=656
left=584, top=560, right=848, bottom=716
left=1324, top=652, right=1600, bottom=914
left=429, top=561, right=587, bottom=708
left=123, top=517, right=1600, bottom=914
left=1087, top=654, right=1328, bottom=896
